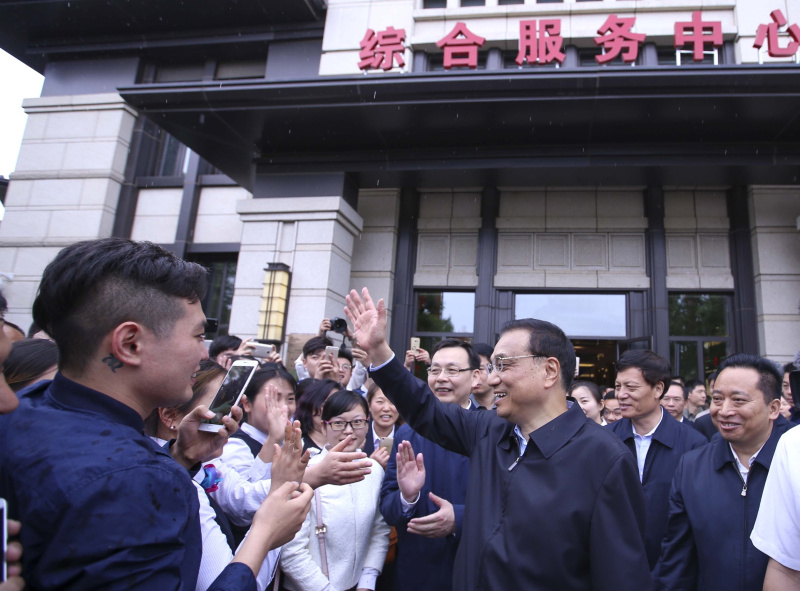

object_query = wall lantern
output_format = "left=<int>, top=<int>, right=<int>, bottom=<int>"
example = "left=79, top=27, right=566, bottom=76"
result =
left=258, top=262, right=291, bottom=343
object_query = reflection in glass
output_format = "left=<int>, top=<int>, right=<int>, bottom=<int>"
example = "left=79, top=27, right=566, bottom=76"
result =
left=416, top=292, right=475, bottom=334
left=669, top=294, right=728, bottom=337
left=515, top=294, right=627, bottom=338
left=671, top=341, right=699, bottom=381
left=703, top=341, right=728, bottom=375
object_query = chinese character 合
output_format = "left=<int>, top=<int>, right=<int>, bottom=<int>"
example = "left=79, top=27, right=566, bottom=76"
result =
left=674, top=11, right=723, bottom=62
left=594, top=15, right=646, bottom=64
left=358, top=27, right=407, bottom=71
left=753, top=10, right=800, bottom=58
left=515, top=19, right=565, bottom=66
left=437, top=22, right=486, bottom=69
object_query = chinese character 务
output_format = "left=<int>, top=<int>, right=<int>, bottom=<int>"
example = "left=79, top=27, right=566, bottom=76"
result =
left=674, top=11, right=723, bottom=62
left=754, top=10, right=800, bottom=58
left=515, top=20, right=565, bottom=66
left=594, top=15, right=646, bottom=64
left=358, top=27, right=407, bottom=71
left=437, top=22, right=486, bottom=69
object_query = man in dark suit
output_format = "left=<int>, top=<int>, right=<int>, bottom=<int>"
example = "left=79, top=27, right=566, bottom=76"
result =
left=608, top=349, right=707, bottom=571
left=379, top=339, right=480, bottom=591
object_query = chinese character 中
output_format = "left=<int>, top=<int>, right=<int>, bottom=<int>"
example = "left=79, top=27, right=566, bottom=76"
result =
left=754, top=10, right=800, bottom=58
left=437, top=22, right=486, bottom=69
left=515, top=19, right=566, bottom=66
left=674, top=11, right=723, bottom=62
left=594, top=15, right=646, bottom=64
left=358, top=27, right=407, bottom=71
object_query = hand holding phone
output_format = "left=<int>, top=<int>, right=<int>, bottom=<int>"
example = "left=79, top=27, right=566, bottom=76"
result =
left=198, top=359, right=259, bottom=432
left=410, top=338, right=420, bottom=355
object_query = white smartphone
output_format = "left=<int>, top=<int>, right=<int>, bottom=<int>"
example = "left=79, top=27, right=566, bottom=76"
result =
left=251, top=343, right=275, bottom=358
left=410, top=337, right=420, bottom=354
left=1, top=497, right=6, bottom=582
left=198, top=359, right=259, bottom=432
left=325, top=345, right=340, bottom=361
left=379, top=436, right=394, bottom=454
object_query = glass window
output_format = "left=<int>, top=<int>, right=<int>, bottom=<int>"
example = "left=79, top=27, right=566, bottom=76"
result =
left=416, top=291, right=475, bottom=334
left=669, top=294, right=728, bottom=337
left=189, top=256, right=238, bottom=336
left=515, top=294, right=627, bottom=338
left=422, top=0, right=446, bottom=7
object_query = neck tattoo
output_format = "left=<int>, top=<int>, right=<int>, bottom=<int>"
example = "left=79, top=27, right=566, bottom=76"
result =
left=102, top=353, right=123, bottom=373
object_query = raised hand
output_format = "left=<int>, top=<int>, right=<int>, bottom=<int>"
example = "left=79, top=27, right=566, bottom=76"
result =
left=172, top=404, right=242, bottom=469
left=396, top=440, right=426, bottom=503
left=407, top=492, right=456, bottom=538
left=344, top=288, right=393, bottom=365
left=303, top=434, right=373, bottom=488
left=271, top=420, right=310, bottom=491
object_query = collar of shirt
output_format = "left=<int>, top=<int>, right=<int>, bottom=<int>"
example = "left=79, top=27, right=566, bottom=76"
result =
left=506, top=400, right=582, bottom=459
left=48, top=372, right=145, bottom=433
left=240, top=421, right=268, bottom=445
left=372, top=423, right=395, bottom=451
left=728, top=441, right=764, bottom=482
left=631, top=407, right=664, bottom=481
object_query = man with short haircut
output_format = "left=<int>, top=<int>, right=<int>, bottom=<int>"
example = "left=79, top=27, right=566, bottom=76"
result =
left=609, top=349, right=707, bottom=570
left=603, top=391, right=622, bottom=423
left=781, top=362, right=800, bottom=424
left=661, top=382, right=687, bottom=422
left=683, top=379, right=707, bottom=423
left=657, top=354, right=793, bottom=590
left=347, top=288, right=651, bottom=591
left=300, top=335, right=334, bottom=379
left=380, top=338, right=479, bottom=591
left=209, top=334, right=243, bottom=364
left=469, top=342, right=495, bottom=410
left=0, top=238, right=312, bottom=590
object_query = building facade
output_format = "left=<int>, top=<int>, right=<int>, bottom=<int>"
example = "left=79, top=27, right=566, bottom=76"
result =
left=0, top=0, right=798, bottom=384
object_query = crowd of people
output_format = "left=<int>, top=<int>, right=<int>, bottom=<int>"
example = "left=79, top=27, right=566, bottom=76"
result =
left=0, top=237, right=799, bottom=590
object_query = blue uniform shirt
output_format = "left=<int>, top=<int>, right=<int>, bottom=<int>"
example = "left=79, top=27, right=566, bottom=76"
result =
left=0, top=374, right=255, bottom=591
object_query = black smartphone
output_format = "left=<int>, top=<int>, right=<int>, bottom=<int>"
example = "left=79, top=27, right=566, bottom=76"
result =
left=198, top=359, right=259, bottom=432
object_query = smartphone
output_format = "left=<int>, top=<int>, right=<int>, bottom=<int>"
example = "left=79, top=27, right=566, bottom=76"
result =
left=410, top=337, right=420, bottom=354
left=575, top=356, right=580, bottom=378
left=325, top=345, right=340, bottom=361
left=379, top=436, right=394, bottom=453
left=251, top=343, right=275, bottom=358
left=198, top=359, right=259, bottom=432
left=1, top=497, right=6, bottom=582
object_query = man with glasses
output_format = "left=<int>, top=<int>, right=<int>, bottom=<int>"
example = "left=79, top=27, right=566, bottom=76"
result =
left=380, top=338, right=479, bottom=591
left=346, top=288, right=651, bottom=591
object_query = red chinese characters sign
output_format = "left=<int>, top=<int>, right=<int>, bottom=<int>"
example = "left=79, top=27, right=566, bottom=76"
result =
left=357, top=10, right=799, bottom=72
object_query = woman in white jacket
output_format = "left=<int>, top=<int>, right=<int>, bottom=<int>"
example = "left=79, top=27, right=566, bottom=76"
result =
left=280, top=389, right=390, bottom=591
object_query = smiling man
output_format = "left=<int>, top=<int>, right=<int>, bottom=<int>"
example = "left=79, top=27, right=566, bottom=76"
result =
left=346, top=288, right=651, bottom=591
left=661, top=381, right=687, bottom=422
left=656, top=354, right=793, bottom=591
left=608, top=350, right=707, bottom=571
left=380, top=338, right=479, bottom=591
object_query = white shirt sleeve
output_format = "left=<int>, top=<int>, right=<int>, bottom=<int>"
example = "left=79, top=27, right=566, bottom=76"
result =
left=220, top=437, right=259, bottom=478
left=400, top=491, right=420, bottom=517
left=347, top=360, right=368, bottom=391
left=209, top=459, right=271, bottom=528
left=751, top=428, right=800, bottom=571
left=358, top=567, right=380, bottom=590
left=295, top=354, right=310, bottom=381
left=194, top=482, right=235, bottom=591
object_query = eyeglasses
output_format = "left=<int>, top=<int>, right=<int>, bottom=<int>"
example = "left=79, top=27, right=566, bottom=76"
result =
left=325, top=418, right=369, bottom=431
left=427, top=367, right=474, bottom=377
left=486, top=354, right=547, bottom=374
left=338, top=364, right=352, bottom=371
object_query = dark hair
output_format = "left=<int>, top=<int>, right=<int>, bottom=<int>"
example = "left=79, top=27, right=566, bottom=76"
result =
left=4, top=339, right=59, bottom=392
left=26, top=321, right=41, bottom=338
left=685, top=378, right=704, bottom=393
left=499, top=319, right=575, bottom=391
left=321, top=389, right=369, bottom=422
left=717, top=353, right=782, bottom=403
left=431, top=338, right=480, bottom=370
left=143, top=359, right=226, bottom=437
left=338, top=348, right=353, bottom=364
left=0, top=291, right=6, bottom=315
left=32, top=238, right=208, bottom=374
left=303, top=336, right=333, bottom=358
left=472, top=343, right=494, bottom=361
left=569, top=380, right=601, bottom=403
left=603, top=390, right=617, bottom=400
left=784, top=362, right=796, bottom=375
left=366, top=382, right=383, bottom=404
left=666, top=381, right=688, bottom=399
left=209, top=335, right=242, bottom=360
left=707, top=371, right=718, bottom=383
left=616, top=350, right=671, bottom=398
left=243, top=366, right=297, bottom=414
left=295, top=378, right=339, bottom=436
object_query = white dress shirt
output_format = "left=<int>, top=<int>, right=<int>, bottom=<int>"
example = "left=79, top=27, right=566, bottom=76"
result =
left=221, top=422, right=272, bottom=482
left=632, top=408, right=664, bottom=482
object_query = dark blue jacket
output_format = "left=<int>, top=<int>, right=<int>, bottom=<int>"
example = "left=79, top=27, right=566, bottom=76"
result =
left=0, top=375, right=255, bottom=591
left=379, top=423, right=470, bottom=591
left=372, top=356, right=652, bottom=591
left=693, top=412, right=718, bottom=441
left=655, top=416, right=794, bottom=591
left=608, top=411, right=707, bottom=569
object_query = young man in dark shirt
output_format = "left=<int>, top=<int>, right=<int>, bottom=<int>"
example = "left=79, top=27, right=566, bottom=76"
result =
left=0, top=238, right=312, bottom=591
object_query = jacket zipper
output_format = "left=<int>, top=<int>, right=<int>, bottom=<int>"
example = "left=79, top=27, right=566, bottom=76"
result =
left=733, top=464, right=748, bottom=497
left=508, top=437, right=522, bottom=471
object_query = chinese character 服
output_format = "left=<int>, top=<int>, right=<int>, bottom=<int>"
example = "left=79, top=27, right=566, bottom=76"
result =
left=594, top=15, right=646, bottom=64
left=437, top=22, right=486, bottom=69
left=674, top=11, right=723, bottom=62
left=515, top=19, right=565, bottom=66
left=753, top=10, right=800, bottom=58
left=358, top=27, right=407, bottom=72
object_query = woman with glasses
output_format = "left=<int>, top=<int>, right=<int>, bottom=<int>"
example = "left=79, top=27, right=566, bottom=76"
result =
left=280, top=389, right=390, bottom=591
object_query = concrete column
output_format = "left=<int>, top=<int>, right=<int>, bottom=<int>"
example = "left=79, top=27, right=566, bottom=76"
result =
left=748, top=186, right=800, bottom=363
left=231, top=195, right=364, bottom=346
left=0, top=93, right=137, bottom=328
